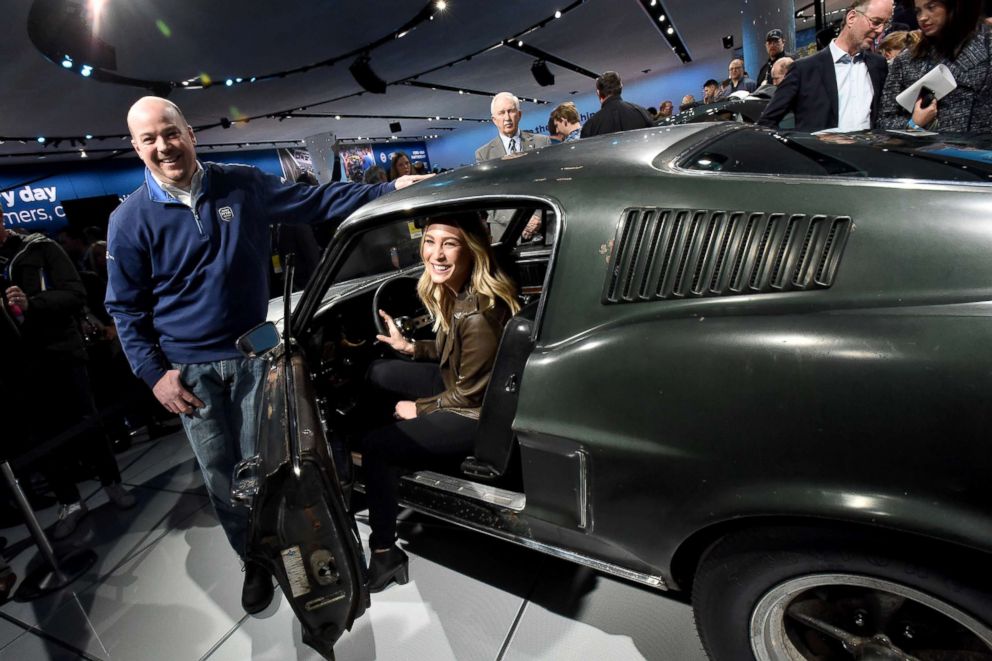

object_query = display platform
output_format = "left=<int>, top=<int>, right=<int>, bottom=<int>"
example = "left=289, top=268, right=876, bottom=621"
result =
left=0, top=432, right=706, bottom=660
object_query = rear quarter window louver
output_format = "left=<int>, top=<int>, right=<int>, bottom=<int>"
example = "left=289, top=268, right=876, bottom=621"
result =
left=604, top=208, right=851, bottom=303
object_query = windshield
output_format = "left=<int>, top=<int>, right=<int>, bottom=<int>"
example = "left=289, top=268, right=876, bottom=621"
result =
left=335, top=220, right=425, bottom=281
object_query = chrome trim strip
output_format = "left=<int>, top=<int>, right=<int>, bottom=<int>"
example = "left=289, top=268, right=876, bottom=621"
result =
left=573, top=450, right=588, bottom=530
left=402, top=497, right=668, bottom=591
left=404, top=471, right=526, bottom=511
left=352, top=463, right=667, bottom=589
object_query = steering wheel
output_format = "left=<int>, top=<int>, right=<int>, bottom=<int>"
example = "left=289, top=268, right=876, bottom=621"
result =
left=372, top=276, right=432, bottom=340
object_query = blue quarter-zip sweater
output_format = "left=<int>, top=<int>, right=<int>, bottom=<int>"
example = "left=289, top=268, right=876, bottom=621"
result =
left=105, top=162, right=393, bottom=388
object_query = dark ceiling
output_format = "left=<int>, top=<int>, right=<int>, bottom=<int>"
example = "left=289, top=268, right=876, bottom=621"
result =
left=0, top=1, right=836, bottom=165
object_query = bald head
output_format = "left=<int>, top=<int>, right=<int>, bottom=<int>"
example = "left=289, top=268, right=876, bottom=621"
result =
left=771, top=57, right=794, bottom=86
left=127, top=96, right=189, bottom=137
left=127, top=96, right=199, bottom=189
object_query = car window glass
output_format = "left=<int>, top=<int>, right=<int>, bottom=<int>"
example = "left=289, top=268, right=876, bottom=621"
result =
left=679, top=130, right=992, bottom=183
left=509, top=208, right=555, bottom=249
left=335, top=220, right=424, bottom=281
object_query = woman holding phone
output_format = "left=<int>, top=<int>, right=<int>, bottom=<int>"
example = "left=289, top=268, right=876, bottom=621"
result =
left=880, top=0, right=992, bottom=132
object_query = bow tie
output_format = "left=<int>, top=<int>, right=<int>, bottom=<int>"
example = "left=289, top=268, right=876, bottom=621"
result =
left=837, top=52, right=864, bottom=64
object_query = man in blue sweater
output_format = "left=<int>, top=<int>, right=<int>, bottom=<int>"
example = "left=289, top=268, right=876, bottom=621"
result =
left=106, top=96, right=427, bottom=614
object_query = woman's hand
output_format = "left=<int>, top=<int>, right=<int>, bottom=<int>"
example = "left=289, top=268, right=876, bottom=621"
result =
left=376, top=309, right=415, bottom=355
left=395, top=400, right=418, bottom=420
left=912, top=97, right=938, bottom=129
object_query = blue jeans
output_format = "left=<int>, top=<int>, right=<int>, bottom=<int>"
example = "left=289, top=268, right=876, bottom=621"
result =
left=174, top=358, right=266, bottom=558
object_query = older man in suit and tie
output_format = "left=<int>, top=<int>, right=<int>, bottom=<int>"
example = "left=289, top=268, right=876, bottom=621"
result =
left=759, top=0, right=892, bottom=133
left=476, top=92, right=551, bottom=163
left=476, top=92, right=550, bottom=240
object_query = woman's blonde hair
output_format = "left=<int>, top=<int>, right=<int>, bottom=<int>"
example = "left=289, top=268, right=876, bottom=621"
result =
left=880, top=30, right=920, bottom=59
left=416, top=213, right=520, bottom=332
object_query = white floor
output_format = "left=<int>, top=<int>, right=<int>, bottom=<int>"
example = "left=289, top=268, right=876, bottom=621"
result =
left=0, top=431, right=707, bottom=660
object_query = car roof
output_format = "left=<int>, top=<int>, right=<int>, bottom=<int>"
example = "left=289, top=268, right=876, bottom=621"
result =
left=344, top=124, right=992, bottom=228
left=343, top=124, right=713, bottom=225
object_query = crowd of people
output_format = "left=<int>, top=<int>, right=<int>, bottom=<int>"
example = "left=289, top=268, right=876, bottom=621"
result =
left=639, top=0, right=992, bottom=136
left=0, top=213, right=148, bottom=601
left=536, top=0, right=991, bottom=139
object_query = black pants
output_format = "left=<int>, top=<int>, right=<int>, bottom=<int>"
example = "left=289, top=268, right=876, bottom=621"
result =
left=361, top=359, right=477, bottom=550
left=29, top=356, right=122, bottom=504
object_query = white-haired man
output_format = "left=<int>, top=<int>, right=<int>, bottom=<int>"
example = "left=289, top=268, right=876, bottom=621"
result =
left=475, top=93, right=550, bottom=240
left=475, top=92, right=550, bottom=163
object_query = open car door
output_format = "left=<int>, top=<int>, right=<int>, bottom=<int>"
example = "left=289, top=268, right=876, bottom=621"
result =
left=233, top=276, right=367, bottom=660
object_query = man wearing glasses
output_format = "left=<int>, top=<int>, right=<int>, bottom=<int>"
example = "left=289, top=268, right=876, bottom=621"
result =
left=759, top=0, right=892, bottom=132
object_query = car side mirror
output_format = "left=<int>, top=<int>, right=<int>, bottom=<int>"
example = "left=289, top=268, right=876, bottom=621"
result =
left=237, top=322, right=282, bottom=358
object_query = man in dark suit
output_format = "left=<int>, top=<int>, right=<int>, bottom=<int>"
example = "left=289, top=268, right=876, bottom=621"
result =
left=759, top=0, right=892, bottom=133
left=475, top=92, right=550, bottom=163
left=580, top=71, right=654, bottom=138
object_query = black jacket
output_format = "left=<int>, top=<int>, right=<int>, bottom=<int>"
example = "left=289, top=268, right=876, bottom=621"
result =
left=0, top=232, right=87, bottom=360
left=758, top=46, right=888, bottom=132
left=580, top=95, right=654, bottom=138
left=756, top=53, right=792, bottom=88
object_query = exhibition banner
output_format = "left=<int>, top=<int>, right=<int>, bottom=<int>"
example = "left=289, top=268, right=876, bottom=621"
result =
left=341, top=141, right=430, bottom=182
left=0, top=149, right=284, bottom=234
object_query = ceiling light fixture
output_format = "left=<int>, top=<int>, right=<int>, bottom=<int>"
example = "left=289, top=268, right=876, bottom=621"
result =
left=531, top=59, right=555, bottom=87
left=349, top=54, right=387, bottom=94
left=503, top=40, right=599, bottom=80
left=635, top=0, right=691, bottom=63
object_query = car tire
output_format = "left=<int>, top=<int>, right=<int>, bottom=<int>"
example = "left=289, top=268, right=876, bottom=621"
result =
left=691, top=525, right=992, bottom=661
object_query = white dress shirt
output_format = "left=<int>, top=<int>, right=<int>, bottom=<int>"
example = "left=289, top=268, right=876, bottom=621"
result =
left=154, top=162, right=204, bottom=209
left=830, top=40, right=873, bottom=132
left=499, top=132, right=522, bottom=154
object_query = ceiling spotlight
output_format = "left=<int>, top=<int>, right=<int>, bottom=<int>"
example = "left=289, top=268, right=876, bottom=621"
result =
left=335, top=115, right=341, bottom=120
left=80, top=64, right=93, bottom=77
left=37, top=136, right=46, bottom=143
left=61, top=56, right=73, bottom=68
left=666, top=27, right=674, bottom=35
left=80, top=149, right=87, bottom=158
left=225, top=79, right=233, bottom=86
left=349, top=54, right=387, bottom=94
left=435, top=0, right=447, bottom=10
left=659, top=14, right=666, bottom=22
left=85, top=134, right=93, bottom=139
left=554, top=10, right=562, bottom=18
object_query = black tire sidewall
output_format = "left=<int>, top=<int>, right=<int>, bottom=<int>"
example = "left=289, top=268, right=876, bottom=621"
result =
left=692, top=525, right=992, bottom=661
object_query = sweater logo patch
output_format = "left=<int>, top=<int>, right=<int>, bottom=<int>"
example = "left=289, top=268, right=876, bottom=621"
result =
left=218, top=206, right=234, bottom=222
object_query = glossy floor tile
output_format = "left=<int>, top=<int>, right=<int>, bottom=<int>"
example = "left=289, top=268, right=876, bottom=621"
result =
left=0, top=431, right=705, bottom=660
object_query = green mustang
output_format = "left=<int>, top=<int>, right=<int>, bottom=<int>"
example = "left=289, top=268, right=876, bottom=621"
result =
left=238, top=123, right=992, bottom=660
